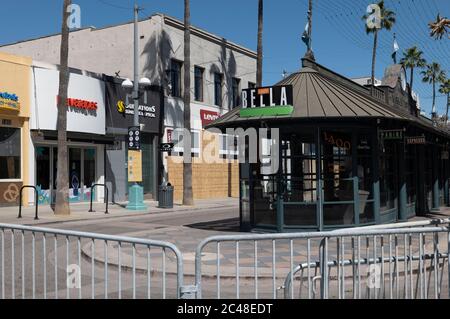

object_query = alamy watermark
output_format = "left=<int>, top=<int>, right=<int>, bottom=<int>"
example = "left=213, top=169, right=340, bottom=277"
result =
left=170, top=127, right=280, bottom=174
left=67, top=4, right=81, bottom=29
left=67, top=264, right=81, bottom=289
left=366, top=4, right=382, bottom=30
left=367, top=264, right=382, bottom=289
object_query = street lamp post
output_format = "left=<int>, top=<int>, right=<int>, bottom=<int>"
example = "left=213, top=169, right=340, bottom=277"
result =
left=123, top=3, right=149, bottom=211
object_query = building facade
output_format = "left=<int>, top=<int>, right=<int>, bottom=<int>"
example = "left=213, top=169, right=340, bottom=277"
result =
left=0, top=52, right=32, bottom=207
left=209, top=57, right=450, bottom=232
left=28, top=62, right=108, bottom=206
left=1, top=13, right=257, bottom=203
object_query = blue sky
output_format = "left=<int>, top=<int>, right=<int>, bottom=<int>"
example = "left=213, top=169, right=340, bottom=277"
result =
left=0, top=0, right=448, bottom=115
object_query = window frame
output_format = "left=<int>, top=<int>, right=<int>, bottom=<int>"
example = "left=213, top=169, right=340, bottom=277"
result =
left=170, top=59, right=183, bottom=98
left=0, top=125, right=22, bottom=182
left=194, top=65, right=204, bottom=102
left=232, top=77, right=241, bottom=108
left=214, top=72, right=224, bottom=107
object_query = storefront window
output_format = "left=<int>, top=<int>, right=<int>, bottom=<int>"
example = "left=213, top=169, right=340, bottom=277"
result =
left=69, top=148, right=82, bottom=202
left=0, top=127, right=21, bottom=179
left=380, top=142, right=398, bottom=213
left=281, top=132, right=317, bottom=226
left=321, top=130, right=354, bottom=225
left=405, top=144, right=417, bottom=217
left=84, top=148, right=96, bottom=199
left=357, top=133, right=374, bottom=223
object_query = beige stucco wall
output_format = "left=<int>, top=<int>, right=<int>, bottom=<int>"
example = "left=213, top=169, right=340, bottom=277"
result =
left=0, top=52, right=32, bottom=206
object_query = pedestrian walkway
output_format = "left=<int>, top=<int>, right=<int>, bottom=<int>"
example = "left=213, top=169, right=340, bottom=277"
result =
left=81, top=207, right=450, bottom=278
left=0, top=198, right=239, bottom=225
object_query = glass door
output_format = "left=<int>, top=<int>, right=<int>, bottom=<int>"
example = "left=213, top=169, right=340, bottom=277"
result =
left=83, top=149, right=96, bottom=201
left=321, top=130, right=355, bottom=226
left=36, top=146, right=51, bottom=205
left=69, top=148, right=82, bottom=202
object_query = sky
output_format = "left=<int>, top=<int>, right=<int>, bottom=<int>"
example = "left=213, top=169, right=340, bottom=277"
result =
left=0, top=0, right=449, bottom=115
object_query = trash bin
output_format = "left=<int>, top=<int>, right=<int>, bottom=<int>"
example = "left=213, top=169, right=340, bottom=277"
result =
left=158, top=183, right=174, bottom=209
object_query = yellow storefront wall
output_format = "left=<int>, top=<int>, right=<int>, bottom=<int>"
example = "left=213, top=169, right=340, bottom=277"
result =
left=167, top=130, right=240, bottom=203
left=0, top=52, right=32, bottom=207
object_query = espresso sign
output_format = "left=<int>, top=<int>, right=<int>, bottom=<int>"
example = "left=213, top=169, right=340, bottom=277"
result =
left=240, top=85, right=293, bottom=117
left=406, top=136, right=426, bottom=145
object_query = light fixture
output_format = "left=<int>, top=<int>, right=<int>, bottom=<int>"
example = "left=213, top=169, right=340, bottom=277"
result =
left=121, top=78, right=133, bottom=90
left=139, top=77, right=151, bottom=87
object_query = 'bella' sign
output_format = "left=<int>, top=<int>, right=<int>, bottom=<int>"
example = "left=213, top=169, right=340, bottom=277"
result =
left=240, top=85, right=293, bottom=117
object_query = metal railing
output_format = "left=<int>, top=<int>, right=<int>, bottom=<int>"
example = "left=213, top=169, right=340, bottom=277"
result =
left=0, top=218, right=449, bottom=299
left=18, top=186, right=39, bottom=220
left=88, top=184, right=109, bottom=214
left=283, top=245, right=448, bottom=299
left=194, top=223, right=450, bottom=299
left=0, top=223, right=183, bottom=299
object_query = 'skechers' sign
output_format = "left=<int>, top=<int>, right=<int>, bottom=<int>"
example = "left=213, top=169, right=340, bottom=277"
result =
left=240, top=85, right=293, bottom=117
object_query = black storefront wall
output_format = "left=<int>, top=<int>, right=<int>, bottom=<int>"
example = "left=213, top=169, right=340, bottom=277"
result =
left=237, top=119, right=450, bottom=232
left=104, top=76, right=164, bottom=202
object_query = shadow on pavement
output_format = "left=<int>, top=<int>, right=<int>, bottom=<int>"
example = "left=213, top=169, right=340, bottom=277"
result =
left=185, top=217, right=241, bottom=232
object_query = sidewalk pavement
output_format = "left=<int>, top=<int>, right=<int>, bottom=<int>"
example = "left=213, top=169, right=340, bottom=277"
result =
left=3, top=200, right=450, bottom=279
left=0, top=198, right=239, bottom=226
left=81, top=208, right=450, bottom=278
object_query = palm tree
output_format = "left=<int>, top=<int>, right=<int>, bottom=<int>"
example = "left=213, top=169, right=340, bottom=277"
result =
left=55, top=0, right=72, bottom=215
left=183, top=0, right=194, bottom=206
left=400, top=46, right=426, bottom=94
left=256, top=0, right=263, bottom=87
left=362, top=1, right=396, bottom=93
left=421, top=62, right=446, bottom=118
left=429, top=14, right=450, bottom=40
left=439, top=77, right=450, bottom=122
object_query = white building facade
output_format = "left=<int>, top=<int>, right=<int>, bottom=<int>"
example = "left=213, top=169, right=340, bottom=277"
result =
left=2, top=14, right=257, bottom=202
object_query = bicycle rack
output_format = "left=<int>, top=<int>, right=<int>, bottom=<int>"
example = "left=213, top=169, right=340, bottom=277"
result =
left=18, top=185, right=39, bottom=220
left=88, top=184, right=109, bottom=214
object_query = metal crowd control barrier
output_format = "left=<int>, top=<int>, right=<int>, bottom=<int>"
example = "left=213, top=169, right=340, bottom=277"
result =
left=194, top=221, right=450, bottom=299
left=88, top=184, right=109, bottom=214
left=1, top=218, right=450, bottom=299
left=18, top=186, right=39, bottom=220
left=0, top=223, right=184, bottom=299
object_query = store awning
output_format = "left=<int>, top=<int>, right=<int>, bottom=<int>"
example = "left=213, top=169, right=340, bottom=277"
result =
left=31, top=130, right=116, bottom=145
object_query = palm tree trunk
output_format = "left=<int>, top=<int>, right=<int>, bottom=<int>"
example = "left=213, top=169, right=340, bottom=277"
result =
left=183, top=0, right=194, bottom=206
left=410, top=67, right=414, bottom=93
left=371, top=30, right=378, bottom=94
left=445, top=93, right=449, bottom=123
left=432, top=78, right=436, bottom=117
left=55, top=0, right=72, bottom=215
left=256, top=0, right=263, bottom=87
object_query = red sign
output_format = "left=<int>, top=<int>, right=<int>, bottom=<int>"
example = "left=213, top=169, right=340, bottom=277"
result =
left=57, top=96, right=98, bottom=110
left=200, top=109, right=220, bottom=127
left=167, top=129, right=173, bottom=144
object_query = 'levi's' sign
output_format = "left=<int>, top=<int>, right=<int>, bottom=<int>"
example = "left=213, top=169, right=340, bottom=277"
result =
left=240, top=85, right=293, bottom=117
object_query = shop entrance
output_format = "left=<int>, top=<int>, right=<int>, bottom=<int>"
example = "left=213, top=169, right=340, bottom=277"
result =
left=35, top=146, right=96, bottom=205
